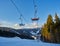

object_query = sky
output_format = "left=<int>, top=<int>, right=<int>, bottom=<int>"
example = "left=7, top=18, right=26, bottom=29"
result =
left=0, top=0, right=60, bottom=25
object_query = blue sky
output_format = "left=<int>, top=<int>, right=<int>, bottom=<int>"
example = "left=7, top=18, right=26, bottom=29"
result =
left=0, top=0, right=60, bottom=25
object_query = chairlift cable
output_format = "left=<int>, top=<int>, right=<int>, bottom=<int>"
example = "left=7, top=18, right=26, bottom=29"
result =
left=10, top=0, right=26, bottom=24
left=32, top=0, right=39, bottom=21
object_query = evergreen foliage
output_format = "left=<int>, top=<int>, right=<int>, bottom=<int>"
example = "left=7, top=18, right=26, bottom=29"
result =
left=41, top=13, right=60, bottom=43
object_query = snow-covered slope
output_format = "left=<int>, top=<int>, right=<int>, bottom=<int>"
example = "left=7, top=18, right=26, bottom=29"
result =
left=0, top=37, right=60, bottom=46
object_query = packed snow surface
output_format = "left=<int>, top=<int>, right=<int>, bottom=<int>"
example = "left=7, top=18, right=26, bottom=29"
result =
left=0, top=37, right=60, bottom=46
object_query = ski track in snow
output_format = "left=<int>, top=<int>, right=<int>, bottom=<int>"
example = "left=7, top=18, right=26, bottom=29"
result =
left=0, top=37, right=60, bottom=46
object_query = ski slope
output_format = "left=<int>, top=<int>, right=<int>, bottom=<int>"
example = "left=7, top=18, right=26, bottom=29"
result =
left=0, top=37, right=60, bottom=46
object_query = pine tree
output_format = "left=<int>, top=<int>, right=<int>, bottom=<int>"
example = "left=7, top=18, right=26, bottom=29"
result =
left=41, top=13, right=60, bottom=43
left=47, top=14, right=54, bottom=32
left=54, top=13, right=60, bottom=26
left=54, top=13, right=60, bottom=42
left=41, top=14, right=54, bottom=42
left=41, top=23, right=50, bottom=42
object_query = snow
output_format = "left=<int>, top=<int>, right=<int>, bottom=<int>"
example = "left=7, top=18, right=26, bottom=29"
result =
left=0, top=37, right=60, bottom=46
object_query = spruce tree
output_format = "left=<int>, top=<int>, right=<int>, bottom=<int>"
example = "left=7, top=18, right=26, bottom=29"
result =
left=41, top=14, right=54, bottom=42
left=47, top=14, right=54, bottom=32
left=55, top=13, right=60, bottom=26
left=54, top=13, right=60, bottom=42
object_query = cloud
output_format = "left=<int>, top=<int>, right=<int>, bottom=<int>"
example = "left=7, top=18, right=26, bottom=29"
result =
left=0, top=21, right=13, bottom=27
left=0, top=21, right=12, bottom=25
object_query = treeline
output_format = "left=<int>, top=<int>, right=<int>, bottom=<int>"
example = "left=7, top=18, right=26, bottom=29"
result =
left=41, top=13, right=60, bottom=43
